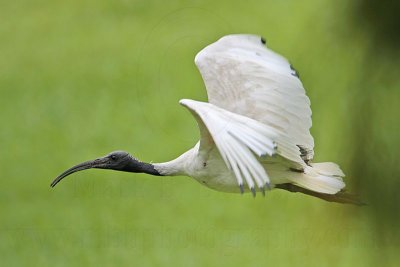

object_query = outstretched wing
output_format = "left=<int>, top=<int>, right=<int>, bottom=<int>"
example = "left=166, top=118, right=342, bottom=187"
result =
left=194, top=34, right=314, bottom=164
left=180, top=99, right=291, bottom=194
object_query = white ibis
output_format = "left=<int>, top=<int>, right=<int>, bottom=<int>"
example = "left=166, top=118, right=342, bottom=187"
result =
left=51, top=34, right=361, bottom=204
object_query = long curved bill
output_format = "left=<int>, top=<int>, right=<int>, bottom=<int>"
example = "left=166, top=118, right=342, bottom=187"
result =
left=50, top=157, right=108, bottom=188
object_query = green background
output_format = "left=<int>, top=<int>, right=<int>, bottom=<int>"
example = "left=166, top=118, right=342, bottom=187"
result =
left=1, top=0, right=399, bottom=266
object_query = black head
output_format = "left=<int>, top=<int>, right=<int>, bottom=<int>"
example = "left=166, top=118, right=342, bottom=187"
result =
left=103, top=151, right=133, bottom=168
left=50, top=150, right=140, bottom=188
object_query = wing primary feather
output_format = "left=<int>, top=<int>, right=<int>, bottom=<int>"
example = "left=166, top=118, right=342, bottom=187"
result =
left=260, top=186, right=266, bottom=196
left=230, top=123, right=277, bottom=153
left=223, top=140, right=261, bottom=189
left=236, top=128, right=275, bottom=155
left=251, top=187, right=256, bottom=197
left=239, top=184, right=244, bottom=194
left=229, top=127, right=274, bottom=156
left=222, top=140, right=256, bottom=189
left=225, top=136, right=270, bottom=188
left=229, top=131, right=266, bottom=156
left=218, top=139, right=245, bottom=187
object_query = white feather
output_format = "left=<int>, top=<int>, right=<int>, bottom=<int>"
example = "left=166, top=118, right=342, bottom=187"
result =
left=156, top=34, right=346, bottom=196
left=180, top=99, right=276, bottom=189
left=195, top=34, right=314, bottom=163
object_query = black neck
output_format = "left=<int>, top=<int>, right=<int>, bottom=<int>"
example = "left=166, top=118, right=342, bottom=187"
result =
left=122, top=158, right=162, bottom=176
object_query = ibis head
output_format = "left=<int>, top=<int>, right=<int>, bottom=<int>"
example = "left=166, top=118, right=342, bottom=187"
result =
left=50, top=151, right=161, bottom=188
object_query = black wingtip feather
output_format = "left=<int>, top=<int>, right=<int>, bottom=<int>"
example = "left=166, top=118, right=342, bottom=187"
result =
left=261, top=37, right=266, bottom=45
left=251, top=187, right=256, bottom=197
left=239, top=184, right=244, bottom=194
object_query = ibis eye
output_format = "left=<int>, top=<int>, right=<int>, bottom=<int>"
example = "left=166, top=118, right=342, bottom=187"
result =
left=110, top=155, right=117, bottom=160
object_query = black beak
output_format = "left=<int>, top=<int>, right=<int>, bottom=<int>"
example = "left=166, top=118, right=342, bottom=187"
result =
left=50, top=157, right=109, bottom=188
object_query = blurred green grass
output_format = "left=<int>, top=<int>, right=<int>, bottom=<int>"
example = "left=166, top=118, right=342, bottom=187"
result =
left=1, top=0, right=399, bottom=266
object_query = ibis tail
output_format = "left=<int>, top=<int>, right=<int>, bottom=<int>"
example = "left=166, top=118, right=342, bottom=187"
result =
left=275, top=183, right=364, bottom=205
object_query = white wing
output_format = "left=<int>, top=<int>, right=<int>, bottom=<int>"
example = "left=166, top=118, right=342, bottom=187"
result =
left=194, top=34, right=314, bottom=164
left=180, top=99, right=287, bottom=193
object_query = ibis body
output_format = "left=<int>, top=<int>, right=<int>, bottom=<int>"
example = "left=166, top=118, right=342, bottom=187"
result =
left=52, top=34, right=359, bottom=204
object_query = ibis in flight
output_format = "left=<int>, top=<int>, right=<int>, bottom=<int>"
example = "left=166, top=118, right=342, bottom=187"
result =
left=51, top=34, right=360, bottom=204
